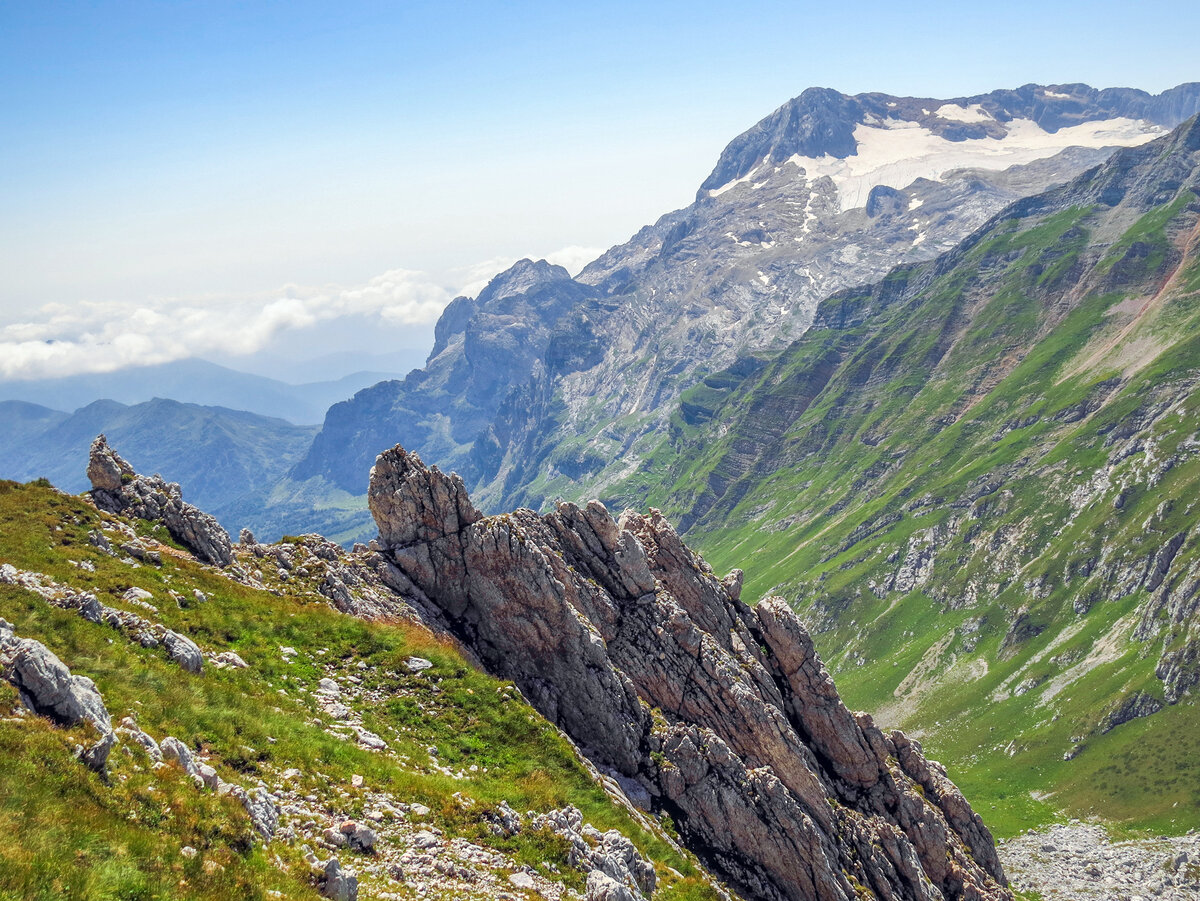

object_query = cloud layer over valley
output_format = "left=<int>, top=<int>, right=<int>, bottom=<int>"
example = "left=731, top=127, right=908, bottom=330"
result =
left=0, top=247, right=601, bottom=381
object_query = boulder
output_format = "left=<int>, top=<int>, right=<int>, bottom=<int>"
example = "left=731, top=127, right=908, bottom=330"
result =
left=352, top=726, right=387, bottom=750
left=161, top=630, right=204, bottom=674
left=196, top=763, right=222, bottom=791
left=117, top=716, right=162, bottom=763
left=318, top=857, right=358, bottom=901
left=346, top=823, right=376, bottom=853
left=0, top=619, right=115, bottom=772
left=160, top=736, right=200, bottom=778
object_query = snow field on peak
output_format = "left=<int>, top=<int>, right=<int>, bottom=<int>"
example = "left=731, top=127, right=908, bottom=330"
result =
left=709, top=115, right=1166, bottom=212
left=795, top=116, right=1166, bottom=212
left=934, top=102, right=993, bottom=123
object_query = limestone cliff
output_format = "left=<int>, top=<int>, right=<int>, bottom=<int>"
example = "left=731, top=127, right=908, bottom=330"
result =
left=367, top=444, right=1010, bottom=901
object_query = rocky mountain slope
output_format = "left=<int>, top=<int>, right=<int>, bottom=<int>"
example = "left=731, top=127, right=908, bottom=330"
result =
left=0, top=397, right=318, bottom=541
left=292, top=83, right=1200, bottom=525
left=0, top=439, right=1011, bottom=900
left=366, top=444, right=1007, bottom=901
left=0, top=459, right=725, bottom=901
left=611, top=113, right=1200, bottom=833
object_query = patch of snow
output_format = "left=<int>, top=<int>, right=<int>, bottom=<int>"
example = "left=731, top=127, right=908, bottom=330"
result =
left=912, top=231, right=927, bottom=247
left=784, top=116, right=1165, bottom=213
left=1044, top=89, right=1072, bottom=100
left=756, top=272, right=771, bottom=286
left=934, top=102, right=992, bottom=124
left=708, top=155, right=770, bottom=197
left=908, top=197, right=924, bottom=211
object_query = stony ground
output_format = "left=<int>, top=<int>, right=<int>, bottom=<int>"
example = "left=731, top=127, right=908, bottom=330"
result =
left=999, top=822, right=1200, bottom=900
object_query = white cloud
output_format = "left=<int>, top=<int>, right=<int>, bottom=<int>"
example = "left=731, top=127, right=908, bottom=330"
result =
left=544, top=245, right=604, bottom=276
left=447, top=245, right=604, bottom=299
left=0, top=268, right=457, bottom=380
left=0, top=244, right=608, bottom=381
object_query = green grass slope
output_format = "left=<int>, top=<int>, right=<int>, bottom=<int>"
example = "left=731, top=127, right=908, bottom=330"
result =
left=0, top=479, right=714, bottom=901
left=609, top=117, right=1200, bottom=836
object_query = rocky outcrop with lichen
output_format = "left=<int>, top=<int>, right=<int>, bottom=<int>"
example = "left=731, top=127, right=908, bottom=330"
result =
left=367, top=444, right=1010, bottom=901
left=87, top=434, right=234, bottom=566
left=0, top=616, right=116, bottom=772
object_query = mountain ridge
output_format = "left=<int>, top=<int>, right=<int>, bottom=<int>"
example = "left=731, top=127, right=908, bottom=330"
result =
left=700, top=82, right=1200, bottom=194
left=288, top=81, right=1200, bottom=539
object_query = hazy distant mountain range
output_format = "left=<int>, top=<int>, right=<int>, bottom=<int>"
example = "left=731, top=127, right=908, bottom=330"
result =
left=0, top=358, right=408, bottom=426
left=0, top=397, right=317, bottom=534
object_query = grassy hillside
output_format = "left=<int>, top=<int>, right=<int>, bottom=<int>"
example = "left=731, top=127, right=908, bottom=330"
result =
left=0, top=479, right=715, bottom=901
left=609, top=118, right=1200, bottom=836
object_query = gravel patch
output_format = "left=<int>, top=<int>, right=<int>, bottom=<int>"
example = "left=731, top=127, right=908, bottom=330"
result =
left=999, top=821, right=1200, bottom=900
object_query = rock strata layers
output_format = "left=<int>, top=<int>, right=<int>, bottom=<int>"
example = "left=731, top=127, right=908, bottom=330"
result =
left=87, top=434, right=234, bottom=566
left=367, top=444, right=1010, bottom=901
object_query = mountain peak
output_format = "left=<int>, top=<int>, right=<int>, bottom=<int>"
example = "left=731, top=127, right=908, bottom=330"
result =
left=698, top=87, right=861, bottom=194
left=699, top=82, right=1200, bottom=201
left=475, top=258, right=572, bottom=306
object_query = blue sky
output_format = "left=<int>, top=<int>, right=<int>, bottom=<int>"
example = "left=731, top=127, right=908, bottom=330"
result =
left=1, top=0, right=1198, bottom=379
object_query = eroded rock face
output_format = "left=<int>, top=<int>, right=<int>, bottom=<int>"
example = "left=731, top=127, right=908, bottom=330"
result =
left=368, top=444, right=1010, bottom=901
left=87, top=435, right=233, bottom=567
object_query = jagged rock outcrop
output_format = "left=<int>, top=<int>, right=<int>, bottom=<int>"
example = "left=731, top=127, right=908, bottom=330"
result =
left=1101, top=691, right=1164, bottom=733
left=368, top=444, right=1009, bottom=901
left=87, top=434, right=233, bottom=566
left=160, top=732, right=280, bottom=840
left=0, top=617, right=116, bottom=772
left=530, top=807, right=656, bottom=900
left=232, top=785, right=281, bottom=842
